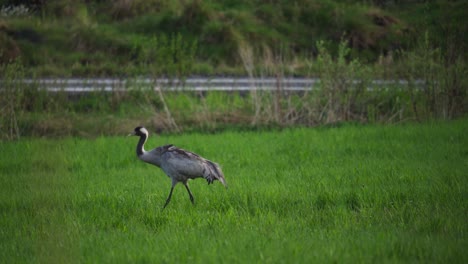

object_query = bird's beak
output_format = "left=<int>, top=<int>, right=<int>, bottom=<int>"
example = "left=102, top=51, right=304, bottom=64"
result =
left=127, top=132, right=136, bottom=137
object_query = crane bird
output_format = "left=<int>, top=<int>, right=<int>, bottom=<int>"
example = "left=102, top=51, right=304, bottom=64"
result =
left=129, top=126, right=227, bottom=208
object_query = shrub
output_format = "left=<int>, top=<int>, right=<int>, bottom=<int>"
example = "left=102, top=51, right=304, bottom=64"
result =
left=314, top=39, right=373, bottom=124
left=398, top=32, right=467, bottom=120
left=0, top=58, right=24, bottom=140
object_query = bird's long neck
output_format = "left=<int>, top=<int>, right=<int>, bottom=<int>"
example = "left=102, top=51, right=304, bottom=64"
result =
left=136, top=134, right=147, bottom=157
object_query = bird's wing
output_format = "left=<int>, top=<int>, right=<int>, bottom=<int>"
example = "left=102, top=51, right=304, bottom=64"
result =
left=141, top=145, right=174, bottom=167
left=146, top=144, right=172, bottom=155
left=163, top=146, right=227, bottom=187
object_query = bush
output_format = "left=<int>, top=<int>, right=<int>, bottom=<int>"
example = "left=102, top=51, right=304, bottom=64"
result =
left=314, top=40, right=373, bottom=123
left=0, top=58, right=24, bottom=140
left=398, top=32, right=467, bottom=120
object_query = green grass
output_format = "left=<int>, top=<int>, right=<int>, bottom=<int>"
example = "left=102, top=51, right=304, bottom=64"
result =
left=1, top=119, right=467, bottom=263
left=3, top=0, right=466, bottom=76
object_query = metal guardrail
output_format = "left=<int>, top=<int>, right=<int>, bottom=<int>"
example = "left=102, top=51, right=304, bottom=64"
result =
left=2, top=78, right=425, bottom=92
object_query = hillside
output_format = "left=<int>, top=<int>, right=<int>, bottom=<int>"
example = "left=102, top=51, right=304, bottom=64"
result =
left=0, top=0, right=467, bottom=77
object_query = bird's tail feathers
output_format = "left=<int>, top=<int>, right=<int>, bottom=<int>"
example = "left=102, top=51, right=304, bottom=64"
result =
left=204, top=160, right=227, bottom=188
left=218, top=175, right=228, bottom=189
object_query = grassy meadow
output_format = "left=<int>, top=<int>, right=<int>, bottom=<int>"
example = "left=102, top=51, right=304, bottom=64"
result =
left=0, top=119, right=467, bottom=263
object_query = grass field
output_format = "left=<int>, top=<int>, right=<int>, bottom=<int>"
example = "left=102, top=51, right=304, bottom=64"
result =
left=0, top=119, right=467, bottom=263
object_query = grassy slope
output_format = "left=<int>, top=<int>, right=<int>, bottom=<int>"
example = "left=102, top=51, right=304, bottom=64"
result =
left=0, top=119, right=467, bottom=262
left=2, top=0, right=466, bottom=77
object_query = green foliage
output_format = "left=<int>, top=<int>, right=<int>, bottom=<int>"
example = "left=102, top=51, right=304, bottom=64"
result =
left=398, top=32, right=468, bottom=120
left=0, top=121, right=467, bottom=262
left=315, top=39, right=373, bottom=123
left=3, top=0, right=456, bottom=76
left=132, top=33, right=197, bottom=78
left=0, top=58, right=24, bottom=140
left=2, top=31, right=464, bottom=138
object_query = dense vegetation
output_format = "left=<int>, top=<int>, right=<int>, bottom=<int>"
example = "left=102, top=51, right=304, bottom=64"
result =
left=1, top=37, right=466, bottom=139
left=0, top=0, right=466, bottom=76
left=0, top=0, right=467, bottom=138
left=1, top=120, right=467, bottom=262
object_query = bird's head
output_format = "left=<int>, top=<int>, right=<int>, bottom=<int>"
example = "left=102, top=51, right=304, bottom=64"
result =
left=128, top=126, right=149, bottom=137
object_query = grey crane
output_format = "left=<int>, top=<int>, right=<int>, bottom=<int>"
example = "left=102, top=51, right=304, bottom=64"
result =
left=129, top=126, right=227, bottom=208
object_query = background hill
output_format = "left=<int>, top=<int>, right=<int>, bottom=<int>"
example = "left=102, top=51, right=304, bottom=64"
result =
left=1, top=0, right=466, bottom=77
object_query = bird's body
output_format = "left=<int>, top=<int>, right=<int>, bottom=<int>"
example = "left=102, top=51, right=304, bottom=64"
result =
left=129, top=126, right=226, bottom=208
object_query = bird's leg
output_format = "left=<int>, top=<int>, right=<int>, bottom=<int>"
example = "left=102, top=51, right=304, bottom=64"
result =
left=163, top=186, right=174, bottom=209
left=184, top=183, right=195, bottom=204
